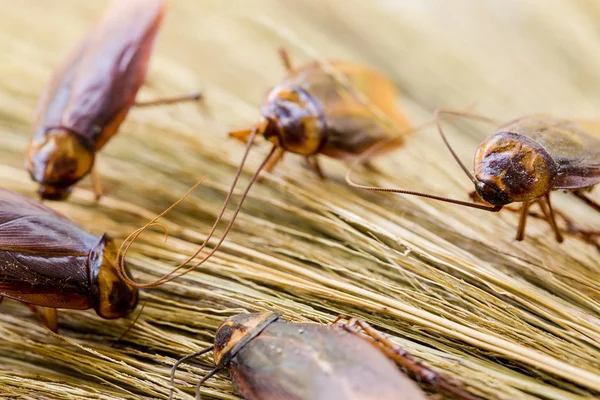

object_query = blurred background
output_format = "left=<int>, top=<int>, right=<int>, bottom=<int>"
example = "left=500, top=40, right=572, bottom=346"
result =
left=0, top=1, right=599, bottom=399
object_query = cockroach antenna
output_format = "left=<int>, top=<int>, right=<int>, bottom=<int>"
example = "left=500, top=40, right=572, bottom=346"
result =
left=169, top=345, right=216, bottom=400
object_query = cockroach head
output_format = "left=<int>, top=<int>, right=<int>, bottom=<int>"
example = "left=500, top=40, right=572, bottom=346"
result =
left=260, top=84, right=326, bottom=155
left=89, top=235, right=139, bottom=319
left=474, top=131, right=557, bottom=205
left=26, top=128, right=95, bottom=200
left=213, top=312, right=280, bottom=367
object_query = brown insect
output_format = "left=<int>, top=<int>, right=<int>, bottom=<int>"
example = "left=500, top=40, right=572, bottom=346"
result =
left=117, top=49, right=410, bottom=288
left=229, top=48, right=411, bottom=178
left=169, top=312, right=480, bottom=400
left=0, top=188, right=138, bottom=332
left=347, top=110, right=600, bottom=243
left=26, top=0, right=200, bottom=201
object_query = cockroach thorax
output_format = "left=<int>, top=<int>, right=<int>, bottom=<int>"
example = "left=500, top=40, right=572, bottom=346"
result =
left=213, top=312, right=280, bottom=367
left=89, top=235, right=139, bottom=319
left=26, top=128, right=95, bottom=200
left=260, top=84, right=326, bottom=155
left=474, top=131, right=557, bottom=205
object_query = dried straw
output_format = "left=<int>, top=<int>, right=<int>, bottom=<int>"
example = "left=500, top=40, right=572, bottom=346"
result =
left=0, top=1, right=598, bottom=399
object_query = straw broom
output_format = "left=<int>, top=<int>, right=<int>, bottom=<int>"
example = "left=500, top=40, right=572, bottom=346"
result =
left=0, top=0, right=598, bottom=399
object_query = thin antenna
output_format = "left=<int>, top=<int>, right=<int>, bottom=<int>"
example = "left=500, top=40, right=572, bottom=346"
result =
left=118, top=123, right=278, bottom=287
left=434, top=108, right=477, bottom=184
left=169, top=345, right=215, bottom=400
left=118, top=126, right=259, bottom=287
left=345, top=108, right=503, bottom=212
left=195, top=367, right=222, bottom=400
left=434, top=108, right=499, bottom=184
left=113, top=302, right=147, bottom=344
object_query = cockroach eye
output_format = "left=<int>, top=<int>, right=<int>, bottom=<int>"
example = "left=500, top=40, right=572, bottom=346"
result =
left=475, top=181, right=511, bottom=206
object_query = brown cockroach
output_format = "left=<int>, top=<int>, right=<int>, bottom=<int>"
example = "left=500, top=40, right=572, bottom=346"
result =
left=336, top=317, right=482, bottom=400
left=169, top=313, right=480, bottom=400
left=347, top=110, right=600, bottom=243
left=0, top=187, right=138, bottom=332
left=117, top=49, right=410, bottom=288
left=229, top=48, right=411, bottom=178
left=26, top=0, right=200, bottom=201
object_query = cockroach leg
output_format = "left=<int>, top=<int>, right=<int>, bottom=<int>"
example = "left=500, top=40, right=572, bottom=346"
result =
left=134, top=92, right=202, bottom=107
left=572, top=190, right=600, bottom=213
left=0, top=296, right=3, bottom=306
left=305, top=156, right=326, bottom=179
left=278, top=47, right=294, bottom=73
left=90, top=165, right=103, bottom=201
left=538, top=196, right=564, bottom=243
left=44, top=307, right=58, bottom=333
left=27, top=304, right=59, bottom=332
left=262, top=146, right=286, bottom=174
left=515, top=201, right=531, bottom=241
left=339, top=318, right=481, bottom=400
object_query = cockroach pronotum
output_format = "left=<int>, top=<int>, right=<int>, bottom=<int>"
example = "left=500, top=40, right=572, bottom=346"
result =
left=0, top=188, right=138, bottom=332
left=27, top=0, right=200, bottom=201
left=347, top=110, right=600, bottom=243
left=169, top=313, right=480, bottom=400
left=117, top=49, right=410, bottom=288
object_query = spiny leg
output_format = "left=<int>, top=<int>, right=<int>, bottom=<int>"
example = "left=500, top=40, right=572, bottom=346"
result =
left=515, top=201, right=531, bottom=241
left=305, top=156, right=326, bottom=180
left=135, top=92, right=202, bottom=107
left=27, top=304, right=59, bottom=332
left=339, top=318, right=480, bottom=400
left=278, top=47, right=294, bottom=73
left=90, top=165, right=103, bottom=201
left=473, top=191, right=597, bottom=247
left=538, top=195, right=564, bottom=243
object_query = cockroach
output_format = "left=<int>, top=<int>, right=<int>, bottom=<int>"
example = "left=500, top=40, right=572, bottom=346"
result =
left=229, top=48, right=411, bottom=178
left=117, top=49, right=410, bottom=288
left=0, top=187, right=138, bottom=332
left=336, top=317, right=482, bottom=400
left=26, top=0, right=200, bottom=201
left=347, top=110, right=600, bottom=243
left=169, top=313, right=479, bottom=400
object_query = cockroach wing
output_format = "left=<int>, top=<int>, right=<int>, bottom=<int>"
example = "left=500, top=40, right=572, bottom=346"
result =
left=287, top=62, right=410, bottom=159
left=0, top=188, right=99, bottom=308
left=497, top=115, right=600, bottom=189
left=228, top=321, right=427, bottom=400
left=0, top=251, right=92, bottom=309
left=33, top=0, right=166, bottom=150
left=0, top=188, right=98, bottom=253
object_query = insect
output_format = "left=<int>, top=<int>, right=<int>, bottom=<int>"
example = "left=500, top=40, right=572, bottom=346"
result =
left=0, top=188, right=138, bottom=332
left=117, top=49, right=410, bottom=288
left=229, top=48, right=411, bottom=178
left=169, top=312, right=480, bottom=400
left=347, top=110, right=600, bottom=243
left=26, top=0, right=200, bottom=201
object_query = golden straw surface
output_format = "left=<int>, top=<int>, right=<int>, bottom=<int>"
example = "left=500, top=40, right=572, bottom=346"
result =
left=0, top=1, right=598, bottom=399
